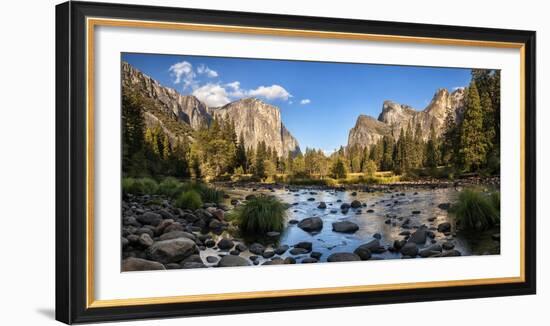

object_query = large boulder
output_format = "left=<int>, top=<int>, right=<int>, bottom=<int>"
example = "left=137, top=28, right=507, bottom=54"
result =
left=159, top=230, right=196, bottom=241
left=356, top=239, right=380, bottom=252
left=353, top=247, right=372, bottom=260
left=218, top=255, right=250, bottom=267
left=318, top=202, right=327, bottom=209
left=297, top=217, right=323, bottom=233
left=147, top=238, right=198, bottom=264
left=137, top=212, right=162, bottom=226
left=217, top=238, right=234, bottom=250
left=408, top=227, right=428, bottom=244
left=249, top=243, right=266, bottom=255
left=294, top=241, right=313, bottom=251
left=122, top=257, right=165, bottom=271
left=400, top=242, right=419, bottom=257
left=332, top=221, right=359, bottom=233
left=327, top=252, right=361, bottom=262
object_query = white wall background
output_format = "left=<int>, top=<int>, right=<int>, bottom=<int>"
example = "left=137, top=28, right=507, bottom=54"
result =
left=0, top=0, right=545, bottom=325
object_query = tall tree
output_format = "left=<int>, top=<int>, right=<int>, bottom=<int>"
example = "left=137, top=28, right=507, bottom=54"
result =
left=459, top=82, right=487, bottom=171
left=235, top=132, right=247, bottom=172
left=425, top=121, right=439, bottom=168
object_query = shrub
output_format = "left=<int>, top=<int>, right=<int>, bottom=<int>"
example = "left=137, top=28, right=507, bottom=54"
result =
left=180, top=182, right=225, bottom=204
left=175, top=190, right=203, bottom=210
left=233, top=195, right=286, bottom=235
left=158, top=177, right=183, bottom=197
left=453, top=189, right=499, bottom=231
left=140, top=177, right=159, bottom=195
left=122, top=177, right=158, bottom=195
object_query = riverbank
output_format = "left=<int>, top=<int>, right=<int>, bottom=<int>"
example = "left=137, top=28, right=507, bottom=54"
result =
left=121, top=183, right=500, bottom=271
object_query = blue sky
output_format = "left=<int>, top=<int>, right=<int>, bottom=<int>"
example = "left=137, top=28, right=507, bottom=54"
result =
left=122, top=52, right=472, bottom=153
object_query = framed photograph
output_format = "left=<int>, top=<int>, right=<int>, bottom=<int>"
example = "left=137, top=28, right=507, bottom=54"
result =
left=56, top=1, right=536, bottom=324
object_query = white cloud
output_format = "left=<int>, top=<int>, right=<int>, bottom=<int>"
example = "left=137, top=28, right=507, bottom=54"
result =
left=197, top=65, right=218, bottom=78
left=225, top=81, right=246, bottom=98
left=169, top=61, right=195, bottom=88
left=248, top=85, right=292, bottom=101
left=300, top=99, right=311, bottom=105
left=192, top=83, right=231, bottom=107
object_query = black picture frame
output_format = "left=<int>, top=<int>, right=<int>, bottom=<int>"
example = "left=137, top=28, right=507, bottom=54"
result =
left=56, top=1, right=536, bottom=324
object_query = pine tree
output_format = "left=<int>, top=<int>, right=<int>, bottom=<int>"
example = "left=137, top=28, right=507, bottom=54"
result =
left=331, top=158, right=347, bottom=179
left=381, top=135, right=394, bottom=171
left=425, top=121, right=439, bottom=168
left=441, top=107, right=458, bottom=165
left=459, top=82, right=487, bottom=171
left=235, top=132, right=247, bottom=172
left=254, top=141, right=267, bottom=179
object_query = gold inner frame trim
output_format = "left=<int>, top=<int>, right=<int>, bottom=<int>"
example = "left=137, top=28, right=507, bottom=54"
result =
left=85, top=17, right=526, bottom=309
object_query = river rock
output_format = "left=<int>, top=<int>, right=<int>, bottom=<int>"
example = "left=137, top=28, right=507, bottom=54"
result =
left=297, top=217, right=323, bottom=233
left=318, top=202, right=327, bottom=209
left=159, top=230, right=196, bottom=241
left=340, top=203, right=351, bottom=210
left=284, top=257, right=296, bottom=264
left=353, top=247, right=372, bottom=260
left=327, top=252, right=361, bottom=262
left=294, top=241, right=313, bottom=252
left=262, top=250, right=275, bottom=258
left=122, top=257, right=165, bottom=271
left=350, top=200, right=362, bottom=209
left=437, top=222, right=451, bottom=233
left=206, top=256, right=218, bottom=263
left=373, top=233, right=382, bottom=240
left=266, top=231, right=281, bottom=238
left=275, top=245, right=289, bottom=255
left=138, top=233, right=154, bottom=247
left=393, top=239, right=406, bottom=250
left=356, top=239, right=380, bottom=252
left=236, top=243, right=248, bottom=252
left=412, top=210, right=421, bottom=215
left=400, top=242, right=419, bottom=257
left=217, top=238, right=234, bottom=250
left=147, top=238, right=198, bottom=264
left=310, top=251, right=322, bottom=259
left=137, top=212, right=162, bottom=226
left=332, top=221, right=359, bottom=233
left=249, top=243, right=266, bottom=255
left=288, top=219, right=299, bottom=224
left=290, top=247, right=310, bottom=255
left=301, top=258, right=318, bottom=263
left=408, top=227, right=428, bottom=245
left=218, top=255, right=250, bottom=267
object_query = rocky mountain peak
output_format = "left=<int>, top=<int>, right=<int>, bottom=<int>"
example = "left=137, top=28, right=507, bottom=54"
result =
left=212, top=97, right=299, bottom=157
left=348, top=87, right=465, bottom=149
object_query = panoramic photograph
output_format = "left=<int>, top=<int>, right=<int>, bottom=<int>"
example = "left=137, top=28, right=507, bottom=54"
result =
left=120, top=53, right=501, bottom=272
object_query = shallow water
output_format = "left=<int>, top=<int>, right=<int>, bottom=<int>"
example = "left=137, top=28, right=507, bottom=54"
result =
left=211, top=186, right=498, bottom=265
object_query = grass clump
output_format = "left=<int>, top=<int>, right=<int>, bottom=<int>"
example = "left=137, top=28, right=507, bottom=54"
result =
left=453, top=189, right=500, bottom=231
left=122, top=177, right=158, bottom=195
left=175, top=190, right=203, bottom=210
left=158, top=177, right=183, bottom=197
left=233, top=195, right=286, bottom=235
left=179, top=182, right=224, bottom=204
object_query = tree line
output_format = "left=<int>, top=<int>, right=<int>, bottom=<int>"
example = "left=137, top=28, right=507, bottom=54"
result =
left=122, top=69, right=500, bottom=181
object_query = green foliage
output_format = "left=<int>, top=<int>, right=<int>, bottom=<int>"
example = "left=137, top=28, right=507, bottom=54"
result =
left=122, top=177, right=158, bottom=195
left=179, top=182, right=225, bottom=204
left=460, top=82, right=488, bottom=171
left=365, top=159, right=377, bottom=177
left=233, top=195, right=286, bottom=235
left=175, top=190, right=203, bottom=210
left=158, top=177, right=183, bottom=197
left=453, top=189, right=499, bottom=231
left=330, top=158, right=348, bottom=179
